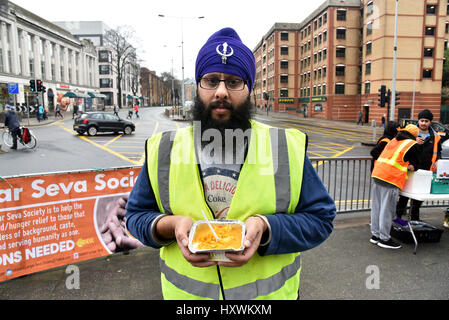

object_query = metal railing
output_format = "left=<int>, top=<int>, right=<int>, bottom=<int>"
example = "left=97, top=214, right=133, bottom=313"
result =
left=310, top=156, right=449, bottom=214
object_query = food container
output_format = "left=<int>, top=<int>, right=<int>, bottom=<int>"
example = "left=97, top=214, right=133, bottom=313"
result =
left=402, top=170, right=433, bottom=194
left=188, top=220, right=245, bottom=262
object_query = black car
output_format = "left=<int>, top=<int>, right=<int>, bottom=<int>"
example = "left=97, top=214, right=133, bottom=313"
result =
left=73, top=112, right=135, bottom=136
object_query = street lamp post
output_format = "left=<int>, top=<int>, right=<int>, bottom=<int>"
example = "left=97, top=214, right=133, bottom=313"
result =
left=390, top=0, right=399, bottom=122
left=158, top=14, right=204, bottom=108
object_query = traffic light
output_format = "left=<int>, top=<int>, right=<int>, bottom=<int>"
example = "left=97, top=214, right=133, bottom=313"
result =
left=263, top=92, right=269, bottom=101
left=395, top=91, right=400, bottom=106
left=42, top=86, right=47, bottom=94
left=29, top=79, right=36, bottom=93
left=36, top=80, right=43, bottom=92
left=378, top=85, right=386, bottom=107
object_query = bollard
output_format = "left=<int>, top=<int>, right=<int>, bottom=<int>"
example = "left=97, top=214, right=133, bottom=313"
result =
left=372, top=120, right=377, bottom=141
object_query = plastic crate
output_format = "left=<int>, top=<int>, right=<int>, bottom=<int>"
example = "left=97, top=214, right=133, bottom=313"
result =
left=430, top=177, right=449, bottom=194
left=391, top=221, right=443, bottom=244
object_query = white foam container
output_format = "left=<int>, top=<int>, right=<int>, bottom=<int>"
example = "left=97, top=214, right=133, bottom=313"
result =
left=402, top=170, right=433, bottom=194
left=188, top=219, right=245, bottom=262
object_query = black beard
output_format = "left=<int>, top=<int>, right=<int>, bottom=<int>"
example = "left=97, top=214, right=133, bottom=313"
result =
left=191, top=94, right=253, bottom=135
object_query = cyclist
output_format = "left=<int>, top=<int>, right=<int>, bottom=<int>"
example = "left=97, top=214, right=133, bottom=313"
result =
left=4, top=105, right=20, bottom=150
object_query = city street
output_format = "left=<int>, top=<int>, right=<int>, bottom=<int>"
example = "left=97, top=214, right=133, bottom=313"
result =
left=1, top=107, right=372, bottom=177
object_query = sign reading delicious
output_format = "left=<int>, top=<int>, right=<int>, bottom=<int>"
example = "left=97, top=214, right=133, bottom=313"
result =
left=0, top=167, right=140, bottom=282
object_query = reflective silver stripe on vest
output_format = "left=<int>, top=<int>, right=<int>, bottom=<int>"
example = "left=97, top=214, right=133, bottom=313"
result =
left=224, top=255, right=301, bottom=300
left=160, top=258, right=221, bottom=300
left=270, top=128, right=291, bottom=213
left=160, top=255, right=300, bottom=300
left=158, top=131, right=176, bottom=215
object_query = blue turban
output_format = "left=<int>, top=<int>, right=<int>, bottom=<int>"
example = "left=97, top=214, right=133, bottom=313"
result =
left=195, top=27, right=256, bottom=93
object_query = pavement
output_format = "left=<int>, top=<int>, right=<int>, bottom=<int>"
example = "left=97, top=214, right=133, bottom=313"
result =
left=4, top=109, right=446, bottom=301
left=0, top=209, right=447, bottom=300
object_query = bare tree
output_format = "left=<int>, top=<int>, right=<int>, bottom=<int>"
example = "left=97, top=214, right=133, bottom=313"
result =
left=160, top=71, right=181, bottom=106
left=104, top=26, right=137, bottom=108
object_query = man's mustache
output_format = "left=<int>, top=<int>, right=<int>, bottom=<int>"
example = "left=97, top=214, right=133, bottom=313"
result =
left=209, top=100, right=234, bottom=110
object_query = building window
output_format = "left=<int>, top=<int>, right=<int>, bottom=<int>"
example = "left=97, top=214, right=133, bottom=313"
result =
left=280, top=32, right=289, bottom=41
left=337, top=9, right=346, bottom=21
left=424, top=48, right=434, bottom=57
left=280, top=75, right=289, bottom=84
left=365, top=82, right=371, bottom=94
left=336, top=28, right=346, bottom=39
left=425, top=27, right=435, bottom=36
left=324, top=13, right=327, bottom=24
left=367, top=1, right=374, bottom=15
left=280, top=89, right=289, bottom=97
left=29, top=58, right=34, bottom=78
left=367, top=21, right=373, bottom=35
left=335, top=83, right=345, bottom=94
left=322, top=84, right=326, bottom=95
left=100, top=78, right=113, bottom=88
left=336, top=65, right=345, bottom=76
left=423, top=69, right=433, bottom=78
left=99, top=50, right=111, bottom=63
left=99, top=65, right=111, bottom=75
left=336, top=47, right=346, bottom=57
left=365, top=62, right=371, bottom=75
left=426, top=5, right=437, bottom=14
left=280, top=60, right=288, bottom=69
left=366, top=42, right=372, bottom=55
left=0, top=49, right=3, bottom=73
left=41, top=62, right=46, bottom=79
left=280, top=46, right=289, bottom=55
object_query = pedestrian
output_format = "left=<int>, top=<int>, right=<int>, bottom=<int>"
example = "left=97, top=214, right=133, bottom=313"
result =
left=125, top=27, right=336, bottom=300
left=127, top=105, right=133, bottom=119
left=371, top=124, right=420, bottom=249
left=113, top=104, right=119, bottom=116
left=396, top=109, right=442, bottom=222
left=72, top=104, right=79, bottom=119
left=370, top=121, right=400, bottom=172
left=134, top=104, right=139, bottom=119
left=381, top=114, right=386, bottom=128
left=3, top=105, right=21, bottom=150
left=43, top=106, right=48, bottom=120
left=37, top=105, right=44, bottom=122
left=357, top=111, right=363, bottom=125
left=55, top=103, right=63, bottom=118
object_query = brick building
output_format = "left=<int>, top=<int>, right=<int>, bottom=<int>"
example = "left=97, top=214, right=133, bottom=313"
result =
left=253, top=0, right=449, bottom=124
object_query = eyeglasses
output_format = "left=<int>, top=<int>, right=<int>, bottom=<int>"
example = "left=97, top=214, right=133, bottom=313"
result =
left=199, top=77, right=247, bottom=91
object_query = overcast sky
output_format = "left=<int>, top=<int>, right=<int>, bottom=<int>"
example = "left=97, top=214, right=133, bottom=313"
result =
left=12, top=0, right=325, bottom=80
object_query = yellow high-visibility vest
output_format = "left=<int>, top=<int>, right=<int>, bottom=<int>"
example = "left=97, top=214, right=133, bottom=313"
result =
left=146, top=120, right=307, bottom=300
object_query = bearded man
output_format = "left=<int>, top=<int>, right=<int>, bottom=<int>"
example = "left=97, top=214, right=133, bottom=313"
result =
left=125, top=27, right=336, bottom=300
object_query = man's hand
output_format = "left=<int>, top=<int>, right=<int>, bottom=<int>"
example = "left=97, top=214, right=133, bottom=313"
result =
left=157, top=216, right=217, bottom=268
left=416, top=137, right=425, bottom=145
left=218, top=216, right=268, bottom=268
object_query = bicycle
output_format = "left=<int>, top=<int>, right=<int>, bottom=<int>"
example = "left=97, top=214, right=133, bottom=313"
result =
left=2, top=127, right=37, bottom=150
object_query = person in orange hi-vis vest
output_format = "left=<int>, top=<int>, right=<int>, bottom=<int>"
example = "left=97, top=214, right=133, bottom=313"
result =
left=396, top=109, right=442, bottom=222
left=370, top=124, right=420, bottom=250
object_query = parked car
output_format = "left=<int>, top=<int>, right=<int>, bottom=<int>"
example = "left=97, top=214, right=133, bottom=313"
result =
left=73, top=112, right=135, bottom=136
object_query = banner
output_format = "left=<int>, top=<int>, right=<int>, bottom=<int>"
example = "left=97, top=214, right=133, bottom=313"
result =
left=0, top=167, right=143, bottom=282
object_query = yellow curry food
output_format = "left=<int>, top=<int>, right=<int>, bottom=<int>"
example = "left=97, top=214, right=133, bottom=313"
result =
left=192, top=223, right=243, bottom=250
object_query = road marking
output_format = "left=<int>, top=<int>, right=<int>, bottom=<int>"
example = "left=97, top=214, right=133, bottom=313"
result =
left=104, top=134, right=123, bottom=147
left=137, top=122, right=160, bottom=165
left=56, top=122, right=140, bottom=165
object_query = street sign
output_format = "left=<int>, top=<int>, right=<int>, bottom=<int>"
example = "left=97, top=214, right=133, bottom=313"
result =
left=8, top=82, right=19, bottom=95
